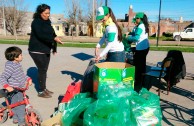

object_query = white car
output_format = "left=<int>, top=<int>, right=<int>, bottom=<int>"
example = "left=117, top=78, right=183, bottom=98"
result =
left=173, top=28, right=194, bottom=41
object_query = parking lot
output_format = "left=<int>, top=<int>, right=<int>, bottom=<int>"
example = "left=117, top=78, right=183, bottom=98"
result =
left=0, top=44, right=193, bottom=126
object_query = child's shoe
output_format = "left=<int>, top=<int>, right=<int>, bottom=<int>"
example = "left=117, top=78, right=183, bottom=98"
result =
left=13, top=119, right=18, bottom=124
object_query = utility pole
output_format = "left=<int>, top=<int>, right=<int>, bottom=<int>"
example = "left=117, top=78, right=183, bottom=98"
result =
left=156, top=0, right=161, bottom=47
left=105, top=0, right=108, bottom=6
left=92, top=0, right=95, bottom=37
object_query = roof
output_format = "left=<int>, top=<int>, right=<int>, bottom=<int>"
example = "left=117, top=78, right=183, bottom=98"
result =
left=184, top=22, right=194, bottom=29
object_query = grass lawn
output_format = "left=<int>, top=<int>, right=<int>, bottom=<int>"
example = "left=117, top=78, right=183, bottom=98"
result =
left=0, top=39, right=194, bottom=53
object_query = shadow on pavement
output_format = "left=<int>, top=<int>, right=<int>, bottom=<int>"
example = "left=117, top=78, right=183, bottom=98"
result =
left=27, top=67, right=38, bottom=92
left=160, top=99, right=194, bottom=126
left=143, top=65, right=194, bottom=99
left=170, top=86, right=194, bottom=101
left=143, top=64, right=194, bottom=125
left=61, top=70, right=83, bottom=82
left=71, top=52, right=94, bottom=61
left=142, top=65, right=167, bottom=91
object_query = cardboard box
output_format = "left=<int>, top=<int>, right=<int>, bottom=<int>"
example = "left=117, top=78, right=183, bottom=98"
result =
left=93, top=62, right=135, bottom=92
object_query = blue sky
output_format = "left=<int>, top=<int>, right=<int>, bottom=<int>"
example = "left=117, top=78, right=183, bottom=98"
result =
left=25, top=0, right=194, bottom=22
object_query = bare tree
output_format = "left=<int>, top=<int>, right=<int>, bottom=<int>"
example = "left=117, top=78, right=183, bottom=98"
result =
left=82, top=0, right=103, bottom=37
left=78, top=9, right=83, bottom=22
left=86, top=0, right=103, bottom=22
left=64, top=0, right=104, bottom=37
left=64, top=0, right=82, bottom=36
left=3, top=0, right=27, bottom=38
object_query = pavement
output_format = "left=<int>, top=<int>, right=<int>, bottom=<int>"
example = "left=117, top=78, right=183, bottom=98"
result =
left=0, top=44, right=193, bottom=126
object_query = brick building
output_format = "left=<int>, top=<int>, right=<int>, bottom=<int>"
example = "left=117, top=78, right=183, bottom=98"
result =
left=117, top=5, right=192, bottom=37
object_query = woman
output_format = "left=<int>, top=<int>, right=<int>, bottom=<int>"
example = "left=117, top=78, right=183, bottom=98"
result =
left=28, top=4, right=63, bottom=98
left=95, top=6, right=125, bottom=62
left=126, top=12, right=150, bottom=93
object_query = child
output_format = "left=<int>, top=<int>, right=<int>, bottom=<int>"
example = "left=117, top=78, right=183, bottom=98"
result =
left=0, top=46, right=32, bottom=126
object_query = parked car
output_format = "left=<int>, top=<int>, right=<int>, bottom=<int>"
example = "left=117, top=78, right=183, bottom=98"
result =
left=173, top=28, right=194, bottom=41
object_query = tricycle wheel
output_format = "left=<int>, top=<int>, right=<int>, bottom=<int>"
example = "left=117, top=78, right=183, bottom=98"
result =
left=25, top=108, right=42, bottom=126
left=0, top=104, right=8, bottom=123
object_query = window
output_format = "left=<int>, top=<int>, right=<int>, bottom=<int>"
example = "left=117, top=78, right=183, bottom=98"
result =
left=55, top=26, right=59, bottom=31
left=186, top=29, right=192, bottom=32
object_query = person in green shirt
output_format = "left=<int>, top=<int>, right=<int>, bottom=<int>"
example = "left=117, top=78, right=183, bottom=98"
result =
left=126, top=12, right=150, bottom=93
left=95, top=6, right=125, bottom=62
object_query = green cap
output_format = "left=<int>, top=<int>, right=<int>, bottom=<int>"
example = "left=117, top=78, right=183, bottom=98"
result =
left=135, top=12, right=144, bottom=19
left=132, top=18, right=136, bottom=23
left=96, top=6, right=109, bottom=20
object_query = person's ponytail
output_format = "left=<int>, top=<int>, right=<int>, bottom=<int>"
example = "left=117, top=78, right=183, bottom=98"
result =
left=108, top=7, right=122, bottom=42
left=142, top=14, right=149, bottom=34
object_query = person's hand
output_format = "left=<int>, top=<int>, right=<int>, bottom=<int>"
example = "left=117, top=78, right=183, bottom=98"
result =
left=125, top=32, right=129, bottom=35
left=52, top=52, right=57, bottom=55
left=6, top=86, right=14, bottom=92
left=95, top=55, right=100, bottom=63
left=125, top=32, right=130, bottom=38
left=28, top=79, right=32, bottom=86
left=25, top=79, right=32, bottom=88
left=54, top=37, right=64, bottom=44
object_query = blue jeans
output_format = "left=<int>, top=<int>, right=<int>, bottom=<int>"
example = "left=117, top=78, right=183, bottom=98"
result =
left=106, top=51, right=125, bottom=62
left=11, top=92, right=25, bottom=125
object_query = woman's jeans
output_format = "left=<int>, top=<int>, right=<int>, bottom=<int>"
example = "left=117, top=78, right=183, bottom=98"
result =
left=29, top=52, right=50, bottom=92
left=106, top=51, right=125, bottom=62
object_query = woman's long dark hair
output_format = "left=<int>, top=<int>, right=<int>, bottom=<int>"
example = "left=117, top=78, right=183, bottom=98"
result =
left=142, top=14, right=149, bottom=34
left=108, top=7, right=122, bottom=42
left=33, top=4, right=50, bottom=19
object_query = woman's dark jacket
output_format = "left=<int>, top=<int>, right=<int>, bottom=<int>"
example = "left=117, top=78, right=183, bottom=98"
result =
left=28, top=18, right=57, bottom=54
left=164, top=50, right=186, bottom=86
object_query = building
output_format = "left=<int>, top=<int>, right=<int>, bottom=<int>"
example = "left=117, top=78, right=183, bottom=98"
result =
left=1, top=6, right=193, bottom=38
left=118, top=5, right=192, bottom=37
left=0, top=9, right=67, bottom=36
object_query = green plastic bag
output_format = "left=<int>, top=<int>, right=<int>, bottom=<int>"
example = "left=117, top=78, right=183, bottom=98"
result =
left=84, top=98, right=132, bottom=126
left=61, top=93, right=95, bottom=126
left=59, top=92, right=91, bottom=112
left=122, top=34, right=131, bottom=53
left=97, top=83, right=137, bottom=100
left=130, top=88, right=162, bottom=126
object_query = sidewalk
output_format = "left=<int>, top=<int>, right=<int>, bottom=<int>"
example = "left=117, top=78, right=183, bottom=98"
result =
left=0, top=44, right=193, bottom=126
